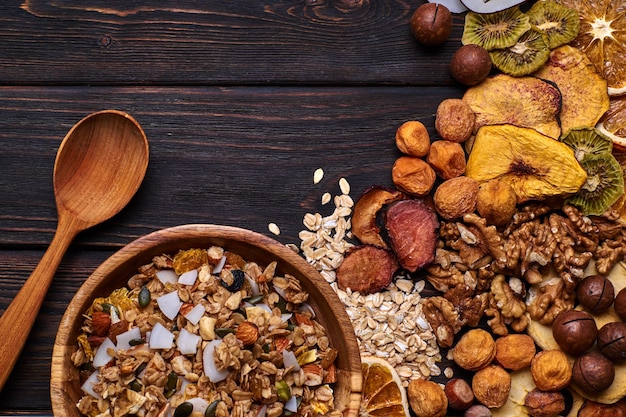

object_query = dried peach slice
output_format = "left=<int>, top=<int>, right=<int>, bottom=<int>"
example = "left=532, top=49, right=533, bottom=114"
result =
left=352, top=186, right=406, bottom=248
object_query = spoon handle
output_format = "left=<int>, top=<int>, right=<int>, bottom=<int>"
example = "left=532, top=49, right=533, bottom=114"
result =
left=0, top=215, right=79, bottom=391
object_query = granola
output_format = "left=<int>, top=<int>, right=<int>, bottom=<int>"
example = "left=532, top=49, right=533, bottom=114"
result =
left=71, top=246, right=340, bottom=417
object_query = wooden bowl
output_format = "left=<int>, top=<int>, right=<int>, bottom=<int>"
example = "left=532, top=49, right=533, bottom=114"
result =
left=51, top=224, right=362, bottom=417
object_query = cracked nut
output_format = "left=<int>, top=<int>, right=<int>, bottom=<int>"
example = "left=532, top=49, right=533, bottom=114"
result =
left=495, top=333, right=536, bottom=371
left=524, top=388, right=565, bottom=417
left=577, top=274, right=615, bottom=314
left=392, top=156, right=436, bottom=197
left=235, top=321, right=259, bottom=346
left=452, top=328, right=496, bottom=371
left=552, top=309, right=598, bottom=356
left=572, top=351, right=615, bottom=393
left=597, top=322, right=626, bottom=362
left=435, top=98, right=475, bottom=143
left=433, top=176, right=478, bottom=220
left=472, top=364, right=511, bottom=408
left=396, top=120, right=431, bottom=157
left=408, top=378, right=448, bottom=417
left=530, top=349, right=572, bottom=391
left=577, top=398, right=626, bottom=416
left=445, top=378, right=474, bottom=411
left=427, top=140, right=466, bottom=180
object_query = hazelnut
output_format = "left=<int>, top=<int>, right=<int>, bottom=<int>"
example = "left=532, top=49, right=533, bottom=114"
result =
left=523, top=389, right=565, bottom=417
left=396, top=120, right=431, bottom=157
left=450, top=44, right=493, bottom=86
left=410, top=3, right=452, bottom=47
left=392, top=156, right=436, bottom=197
left=445, top=378, right=474, bottom=411
left=435, top=99, right=475, bottom=143
left=433, top=176, right=478, bottom=220
left=407, top=378, right=448, bottom=417
left=572, top=351, right=615, bottom=393
left=427, top=140, right=466, bottom=179
left=578, top=398, right=626, bottom=417
left=452, top=328, right=496, bottom=371
left=597, top=321, right=626, bottom=362
left=530, top=349, right=572, bottom=391
left=552, top=309, right=598, bottom=356
left=464, top=404, right=492, bottom=417
left=476, top=179, right=517, bottom=226
left=472, top=364, right=511, bottom=408
left=577, top=274, right=615, bottom=313
left=614, top=287, right=626, bottom=322
left=235, top=321, right=259, bottom=346
left=495, top=334, right=536, bottom=371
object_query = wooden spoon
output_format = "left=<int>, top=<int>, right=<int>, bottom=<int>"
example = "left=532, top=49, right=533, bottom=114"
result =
left=0, top=110, right=149, bottom=391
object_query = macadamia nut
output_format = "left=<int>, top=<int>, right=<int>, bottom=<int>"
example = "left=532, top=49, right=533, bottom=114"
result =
left=396, top=120, right=431, bottom=157
left=392, top=156, right=436, bottom=197
left=435, top=98, right=475, bottom=143
left=427, top=140, right=466, bottom=179
left=433, top=176, right=478, bottom=220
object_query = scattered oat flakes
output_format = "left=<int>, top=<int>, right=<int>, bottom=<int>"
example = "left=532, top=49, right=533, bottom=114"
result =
left=268, top=222, right=281, bottom=235
left=339, top=177, right=350, bottom=195
left=313, top=168, right=324, bottom=184
left=321, top=192, right=331, bottom=205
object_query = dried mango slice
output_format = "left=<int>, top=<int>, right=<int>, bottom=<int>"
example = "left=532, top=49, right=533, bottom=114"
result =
left=466, top=124, right=587, bottom=202
left=462, top=74, right=562, bottom=139
left=533, top=45, right=609, bottom=137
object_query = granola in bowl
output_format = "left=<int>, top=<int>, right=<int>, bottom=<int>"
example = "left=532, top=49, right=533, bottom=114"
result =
left=63, top=228, right=356, bottom=417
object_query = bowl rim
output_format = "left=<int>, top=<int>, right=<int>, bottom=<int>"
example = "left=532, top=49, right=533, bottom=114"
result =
left=50, top=223, right=362, bottom=417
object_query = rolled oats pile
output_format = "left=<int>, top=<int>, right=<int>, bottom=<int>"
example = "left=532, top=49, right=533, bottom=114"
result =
left=71, top=247, right=341, bottom=417
left=295, top=175, right=443, bottom=385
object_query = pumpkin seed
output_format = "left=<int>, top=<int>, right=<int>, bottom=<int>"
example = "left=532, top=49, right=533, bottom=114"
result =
left=174, top=401, right=193, bottom=417
left=204, top=400, right=220, bottom=417
left=138, top=286, right=151, bottom=308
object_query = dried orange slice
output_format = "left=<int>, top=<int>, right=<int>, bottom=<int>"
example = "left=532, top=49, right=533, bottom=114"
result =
left=556, top=0, right=626, bottom=96
left=598, top=95, right=626, bottom=149
left=360, top=357, right=409, bottom=417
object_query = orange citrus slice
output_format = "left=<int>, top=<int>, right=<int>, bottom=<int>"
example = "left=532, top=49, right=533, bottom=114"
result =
left=360, top=356, right=409, bottom=417
left=556, top=0, right=626, bottom=96
left=598, top=95, right=626, bottom=148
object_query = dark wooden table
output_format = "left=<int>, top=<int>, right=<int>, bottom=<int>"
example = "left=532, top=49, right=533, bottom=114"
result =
left=0, top=0, right=469, bottom=415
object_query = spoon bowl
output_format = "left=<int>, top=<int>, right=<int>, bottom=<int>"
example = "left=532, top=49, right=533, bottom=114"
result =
left=0, top=110, right=149, bottom=391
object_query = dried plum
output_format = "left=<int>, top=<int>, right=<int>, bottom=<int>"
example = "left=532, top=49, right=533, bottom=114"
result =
left=220, top=269, right=245, bottom=292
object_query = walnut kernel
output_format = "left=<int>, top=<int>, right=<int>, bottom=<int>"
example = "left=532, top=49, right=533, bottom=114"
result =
left=392, top=156, right=436, bottom=197
left=435, top=98, right=475, bottom=143
left=396, top=120, right=431, bottom=157
left=407, top=378, right=448, bottom=417
left=452, top=328, right=496, bottom=371
left=433, top=176, right=478, bottom=220
left=530, top=349, right=572, bottom=391
left=495, top=333, right=536, bottom=371
left=472, top=364, right=511, bottom=408
left=427, top=140, right=466, bottom=179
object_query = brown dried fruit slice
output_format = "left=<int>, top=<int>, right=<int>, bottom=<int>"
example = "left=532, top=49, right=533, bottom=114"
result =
left=533, top=45, right=609, bottom=137
left=335, top=245, right=398, bottom=295
left=352, top=186, right=405, bottom=248
left=466, top=124, right=587, bottom=203
left=462, top=74, right=562, bottom=139
left=385, top=199, right=438, bottom=273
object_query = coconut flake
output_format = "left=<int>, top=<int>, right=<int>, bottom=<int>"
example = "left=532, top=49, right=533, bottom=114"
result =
left=177, top=328, right=201, bottom=355
left=81, top=371, right=101, bottom=398
left=282, top=350, right=301, bottom=371
left=245, top=275, right=260, bottom=297
left=184, top=304, right=206, bottom=325
left=178, top=269, right=198, bottom=286
left=187, top=397, right=209, bottom=414
left=285, top=396, right=298, bottom=413
left=212, top=256, right=226, bottom=274
left=116, top=327, right=142, bottom=350
left=203, top=340, right=229, bottom=383
left=149, top=322, right=175, bottom=349
left=156, top=269, right=178, bottom=285
left=157, top=291, right=183, bottom=320
left=93, top=338, right=116, bottom=368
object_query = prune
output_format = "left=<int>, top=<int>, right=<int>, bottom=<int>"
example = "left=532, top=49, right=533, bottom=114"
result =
left=220, top=269, right=245, bottom=292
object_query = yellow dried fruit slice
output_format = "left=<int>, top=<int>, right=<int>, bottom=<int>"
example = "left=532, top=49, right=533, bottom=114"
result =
left=360, top=356, right=409, bottom=417
left=490, top=368, right=534, bottom=417
left=555, top=0, right=626, bottom=96
left=462, top=74, right=562, bottom=139
left=466, top=124, right=587, bottom=203
left=533, top=45, right=609, bottom=137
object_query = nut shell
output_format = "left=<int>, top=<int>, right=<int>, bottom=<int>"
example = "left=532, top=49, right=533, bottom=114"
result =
left=597, top=322, right=626, bottom=362
left=450, top=44, right=492, bottom=86
left=408, top=378, right=448, bottom=417
left=452, top=328, right=496, bottom=371
left=552, top=309, right=598, bottom=356
left=577, top=275, right=615, bottom=314
left=410, top=3, right=453, bottom=47
left=572, top=351, right=615, bottom=393
left=472, top=364, right=511, bottom=408
left=530, top=349, right=572, bottom=391
left=495, top=333, right=536, bottom=371
left=433, top=176, right=478, bottom=220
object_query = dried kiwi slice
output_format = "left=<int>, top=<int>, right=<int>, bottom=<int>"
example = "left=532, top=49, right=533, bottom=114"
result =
left=489, top=27, right=550, bottom=76
left=527, top=0, right=579, bottom=49
left=462, top=7, right=531, bottom=51
left=566, top=153, right=625, bottom=216
left=562, top=127, right=613, bottom=162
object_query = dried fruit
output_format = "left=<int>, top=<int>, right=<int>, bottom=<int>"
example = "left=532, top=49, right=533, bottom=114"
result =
left=335, top=245, right=398, bottom=294
left=435, top=98, right=475, bottom=143
left=450, top=44, right=493, bottom=86
left=572, top=351, right=615, bottom=393
left=351, top=186, right=405, bottom=248
left=427, top=140, right=466, bottom=180
left=361, top=356, right=410, bottom=417
left=527, top=0, right=579, bottom=49
left=392, top=156, right=437, bottom=197
left=462, top=8, right=531, bottom=51
left=576, top=275, right=615, bottom=314
left=597, top=322, right=626, bottom=362
left=495, top=334, right=536, bottom=371
left=555, top=0, right=626, bottom=96
left=385, top=199, right=438, bottom=273
left=597, top=96, right=626, bottom=150
left=452, top=328, right=496, bottom=371
left=433, top=176, right=478, bottom=220
left=552, top=309, right=598, bottom=356
left=530, top=349, right=572, bottom=391
left=577, top=398, right=626, bottom=417
left=476, top=179, right=517, bottom=226
left=466, top=124, right=587, bottom=203
left=472, top=364, right=511, bottom=408
left=396, top=120, right=431, bottom=157
left=533, top=45, right=609, bottom=136
left=489, top=27, right=551, bottom=77
left=524, top=389, right=565, bottom=417
left=411, top=3, right=453, bottom=47
left=407, top=379, right=448, bottom=417
left=562, top=127, right=613, bottom=162
left=462, top=74, right=562, bottom=139
left=173, top=248, right=208, bottom=274
left=445, top=378, right=474, bottom=411
left=566, top=152, right=624, bottom=216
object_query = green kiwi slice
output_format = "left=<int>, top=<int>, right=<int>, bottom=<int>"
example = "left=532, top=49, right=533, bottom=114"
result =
left=462, top=7, right=531, bottom=51
left=566, top=153, right=625, bottom=216
left=562, top=127, right=613, bottom=162
left=489, top=27, right=550, bottom=77
left=527, top=0, right=580, bottom=49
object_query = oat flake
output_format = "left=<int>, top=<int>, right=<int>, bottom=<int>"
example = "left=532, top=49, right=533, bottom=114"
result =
left=268, top=222, right=280, bottom=235
left=313, top=168, right=324, bottom=184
